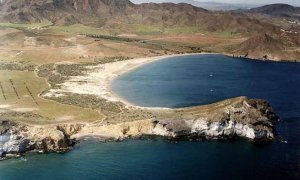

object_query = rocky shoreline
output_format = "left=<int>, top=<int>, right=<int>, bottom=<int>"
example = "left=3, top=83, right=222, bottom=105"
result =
left=0, top=54, right=282, bottom=160
left=0, top=97, right=280, bottom=160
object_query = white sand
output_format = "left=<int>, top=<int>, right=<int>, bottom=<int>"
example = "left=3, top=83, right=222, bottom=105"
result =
left=44, top=53, right=215, bottom=108
left=11, top=108, right=39, bottom=112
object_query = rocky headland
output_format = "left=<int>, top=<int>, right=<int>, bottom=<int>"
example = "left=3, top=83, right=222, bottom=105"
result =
left=0, top=54, right=280, bottom=160
left=0, top=96, right=279, bottom=160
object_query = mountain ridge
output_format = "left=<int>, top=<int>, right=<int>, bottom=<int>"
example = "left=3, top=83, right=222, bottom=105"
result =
left=0, top=0, right=299, bottom=61
left=248, top=3, right=300, bottom=19
left=0, top=0, right=279, bottom=35
left=131, top=0, right=261, bottom=10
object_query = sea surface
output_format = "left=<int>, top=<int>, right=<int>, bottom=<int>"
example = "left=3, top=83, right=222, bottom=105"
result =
left=1, top=54, right=299, bottom=180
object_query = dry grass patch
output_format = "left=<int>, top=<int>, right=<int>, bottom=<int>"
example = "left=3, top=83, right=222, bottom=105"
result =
left=0, top=70, right=103, bottom=125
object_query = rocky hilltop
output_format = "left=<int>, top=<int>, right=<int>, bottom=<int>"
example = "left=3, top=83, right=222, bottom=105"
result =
left=0, top=0, right=299, bottom=61
left=0, top=97, right=279, bottom=160
left=232, top=33, right=300, bottom=61
left=248, top=4, right=300, bottom=20
left=0, top=0, right=280, bottom=33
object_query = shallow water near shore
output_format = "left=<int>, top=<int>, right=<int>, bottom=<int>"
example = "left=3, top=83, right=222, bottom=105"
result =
left=1, top=54, right=300, bottom=180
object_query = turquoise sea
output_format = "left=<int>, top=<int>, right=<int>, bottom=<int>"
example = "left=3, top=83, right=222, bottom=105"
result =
left=0, top=55, right=299, bottom=180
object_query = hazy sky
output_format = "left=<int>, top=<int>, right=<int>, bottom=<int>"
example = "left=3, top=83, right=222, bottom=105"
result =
left=132, top=0, right=300, bottom=6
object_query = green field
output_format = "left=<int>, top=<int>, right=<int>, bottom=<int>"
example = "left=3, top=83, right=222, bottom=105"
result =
left=48, top=24, right=109, bottom=35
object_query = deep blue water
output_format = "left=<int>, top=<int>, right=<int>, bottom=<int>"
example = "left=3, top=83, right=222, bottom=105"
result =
left=1, top=55, right=299, bottom=180
left=112, top=55, right=300, bottom=118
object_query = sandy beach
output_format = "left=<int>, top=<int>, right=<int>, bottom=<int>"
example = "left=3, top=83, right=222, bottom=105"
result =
left=47, top=53, right=216, bottom=108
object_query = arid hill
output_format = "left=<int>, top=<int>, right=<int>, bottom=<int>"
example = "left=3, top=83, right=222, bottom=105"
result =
left=0, top=0, right=278, bottom=34
left=231, top=33, right=300, bottom=60
left=0, top=0, right=299, bottom=61
left=249, top=4, right=300, bottom=20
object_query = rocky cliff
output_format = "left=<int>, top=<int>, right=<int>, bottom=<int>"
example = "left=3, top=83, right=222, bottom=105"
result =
left=0, top=120, right=80, bottom=160
left=151, top=98, right=278, bottom=140
left=0, top=97, right=279, bottom=160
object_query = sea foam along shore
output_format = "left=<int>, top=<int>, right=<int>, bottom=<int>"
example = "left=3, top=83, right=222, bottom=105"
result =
left=45, top=53, right=217, bottom=108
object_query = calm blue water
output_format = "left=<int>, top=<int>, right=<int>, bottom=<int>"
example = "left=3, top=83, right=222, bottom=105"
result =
left=1, top=55, right=299, bottom=180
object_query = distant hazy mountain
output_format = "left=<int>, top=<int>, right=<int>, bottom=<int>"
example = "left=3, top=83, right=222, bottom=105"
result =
left=248, top=4, right=300, bottom=19
left=131, top=0, right=260, bottom=10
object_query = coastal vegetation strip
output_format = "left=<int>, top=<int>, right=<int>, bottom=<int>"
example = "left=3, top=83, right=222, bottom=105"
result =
left=24, top=82, right=38, bottom=105
left=9, top=79, right=20, bottom=99
left=0, top=81, right=6, bottom=100
left=0, top=70, right=103, bottom=125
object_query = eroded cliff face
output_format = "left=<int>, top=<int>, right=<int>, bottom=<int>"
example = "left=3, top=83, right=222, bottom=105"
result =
left=0, top=97, right=279, bottom=159
left=0, top=121, right=82, bottom=159
left=0, top=121, right=29, bottom=158
left=102, top=97, right=279, bottom=141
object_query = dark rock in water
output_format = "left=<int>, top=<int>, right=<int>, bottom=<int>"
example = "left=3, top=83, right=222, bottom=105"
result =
left=0, top=149, right=4, bottom=157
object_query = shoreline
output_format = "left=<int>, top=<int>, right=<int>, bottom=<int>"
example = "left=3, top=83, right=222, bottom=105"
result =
left=46, top=51, right=298, bottom=111
left=106, top=52, right=300, bottom=108
left=57, top=52, right=219, bottom=109
left=0, top=96, right=280, bottom=160
left=0, top=52, right=282, bottom=159
left=101, top=52, right=220, bottom=108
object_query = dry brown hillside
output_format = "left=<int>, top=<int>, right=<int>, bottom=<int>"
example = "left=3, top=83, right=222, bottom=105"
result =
left=0, top=0, right=299, bottom=61
left=230, top=32, right=300, bottom=61
left=0, top=0, right=280, bottom=34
